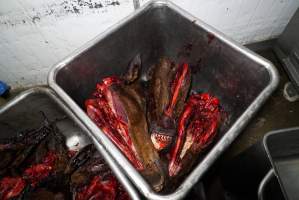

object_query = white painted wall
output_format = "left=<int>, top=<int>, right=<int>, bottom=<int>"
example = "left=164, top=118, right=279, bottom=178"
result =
left=0, top=0, right=298, bottom=88
left=140, top=0, right=299, bottom=43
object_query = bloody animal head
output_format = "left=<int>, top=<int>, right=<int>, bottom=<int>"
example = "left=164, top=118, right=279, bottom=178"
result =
left=86, top=55, right=165, bottom=191
left=86, top=77, right=143, bottom=170
left=168, top=93, right=220, bottom=177
left=150, top=116, right=176, bottom=151
left=149, top=60, right=191, bottom=151
left=147, top=58, right=177, bottom=124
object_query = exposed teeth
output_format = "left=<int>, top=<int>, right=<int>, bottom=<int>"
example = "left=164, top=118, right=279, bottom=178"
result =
left=153, top=133, right=171, bottom=142
left=151, top=133, right=172, bottom=150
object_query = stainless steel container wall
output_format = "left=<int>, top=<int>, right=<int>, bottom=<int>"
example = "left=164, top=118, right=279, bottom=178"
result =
left=0, top=87, right=139, bottom=200
left=263, top=127, right=299, bottom=200
left=48, top=1, right=279, bottom=199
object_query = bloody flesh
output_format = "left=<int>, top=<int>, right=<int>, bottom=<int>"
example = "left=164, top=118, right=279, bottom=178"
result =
left=85, top=55, right=222, bottom=191
left=85, top=77, right=143, bottom=170
left=0, top=152, right=57, bottom=199
left=169, top=93, right=220, bottom=177
left=0, top=177, right=26, bottom=200
left=0, top=115, right=131, bottom=200
left=86, top=55, right=165, bottom=191
left=75, top=176, right=118, bottom=200
left=70, top=146, right=130, bottom=200
left=23, top=151, right=57, bottom=187
left=164, top=63, right=190, bottom=117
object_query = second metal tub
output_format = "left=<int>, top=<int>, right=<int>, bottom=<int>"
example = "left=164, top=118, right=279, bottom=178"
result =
left=0, top=87, right=139, bottom=200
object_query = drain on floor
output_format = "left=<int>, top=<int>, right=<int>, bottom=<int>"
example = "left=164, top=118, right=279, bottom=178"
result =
left=283, top=82, right=299, bottom=102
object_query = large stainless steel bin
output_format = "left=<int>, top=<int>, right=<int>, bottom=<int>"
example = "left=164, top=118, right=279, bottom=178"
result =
left=0, top=87, right=139, bottom=200
left=48, top=1, right=279, bottom=199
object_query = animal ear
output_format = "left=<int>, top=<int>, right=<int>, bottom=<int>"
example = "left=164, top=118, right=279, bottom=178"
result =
left=123, top=54, right=141, bottom=84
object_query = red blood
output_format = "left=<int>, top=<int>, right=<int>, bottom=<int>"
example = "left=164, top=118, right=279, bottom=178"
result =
left=165, top=63, right=190, bottom=117
left=93, top=76, right=121, bottom=98
left=0, top=152, right=57, bottom=199
left=0, top=177, right=26, bottom=200
left=85, top=77, right=143, bottom=170
left=23, top=151, right=57, bottom=187
left=75, top=176, right=118, bottom=200
left=169, top=93, right=221, bottom=177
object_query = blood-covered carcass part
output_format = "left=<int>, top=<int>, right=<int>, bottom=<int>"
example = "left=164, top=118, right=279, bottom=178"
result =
left=20, top=144, right=97, bottom=200
left=71, top=153, right=111, bottom=189
left=66, top=144, right=96, bottom=175
left=23, top=151, right=57, bottom=187
left=19, top=120, right=69, bottom=184
left=0, top=151, right=57, bottom=200
left=0, top=177, right=26, bottom=200
left=85, top=78, right=165, bottom=190
left=147, top=58, right=177, bottom=124
left=164, top=63, right=191, bottom=118
left=168, top=93, right=221, bottom=177
left=149, top=59, right=191, bottom=151
left=0, top=123, right=52, bottom=177
left=85, top=76, right=143, bottom=170
left=85, top=57, right=165, bottom=191
left=71, top=151, right=130, bottom=200
left=75, top=176, right=118, bottom=200
left=0, top=119, right=70, bottom=199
